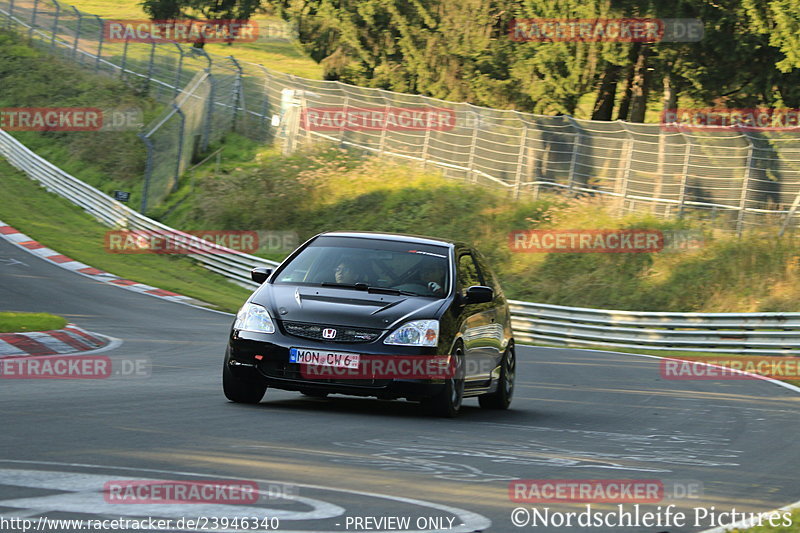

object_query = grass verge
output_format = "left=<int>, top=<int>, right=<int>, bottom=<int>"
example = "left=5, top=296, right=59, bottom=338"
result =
left=0, top=312, right=68, bottom=333
left=0, top=160, right=251, bottom=313
left=56, top=0, right=323, bottom=79
left=0, top=29, right=157, bottom=207
left=162, top=142, right=800, bottom=313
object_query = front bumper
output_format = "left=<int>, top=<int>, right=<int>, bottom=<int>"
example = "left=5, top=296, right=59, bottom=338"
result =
left=227, top=329, right=446, bottom=400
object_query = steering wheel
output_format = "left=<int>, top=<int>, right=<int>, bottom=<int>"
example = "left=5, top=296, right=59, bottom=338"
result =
left=393, top=283, right=428, bottom=294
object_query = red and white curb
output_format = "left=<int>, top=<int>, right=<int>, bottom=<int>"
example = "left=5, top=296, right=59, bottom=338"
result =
left=0, top=221, right=200, bottom=306
left=0, top=323, right=117, bottom=358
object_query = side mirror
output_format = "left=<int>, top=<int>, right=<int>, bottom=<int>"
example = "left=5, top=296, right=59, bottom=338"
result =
left=464, top=285, right=493, bottom=304
left=251, top=267, right=273, bottom=284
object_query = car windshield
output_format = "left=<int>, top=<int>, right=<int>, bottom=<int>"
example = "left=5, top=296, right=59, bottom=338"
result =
left=274, top=236, right=450, bottom=298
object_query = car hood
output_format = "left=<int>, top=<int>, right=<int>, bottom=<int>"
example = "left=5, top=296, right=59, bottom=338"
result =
left=252, top=284, right=447, bottom=330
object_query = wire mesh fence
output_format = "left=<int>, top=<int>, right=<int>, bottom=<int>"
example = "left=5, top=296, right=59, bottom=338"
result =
left=2, top=0, right=800, bottom=231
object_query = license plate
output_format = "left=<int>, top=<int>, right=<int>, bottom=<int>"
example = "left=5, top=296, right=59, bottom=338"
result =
left=289, top=348, right=360, bottom=369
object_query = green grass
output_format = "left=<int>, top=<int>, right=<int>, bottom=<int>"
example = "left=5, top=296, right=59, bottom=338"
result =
left=0, top=29, right=158, bottom=205
left=0, top=160, right=252, bottom=313
left=160, top=141, right=800, bottom=313
left=0, top=312, right=68, bottom=333
left=61, top=0, right=323, bottom=79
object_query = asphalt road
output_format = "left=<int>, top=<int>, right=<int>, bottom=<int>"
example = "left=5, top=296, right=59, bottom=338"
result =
left=0, top=236, right=798, bottom=533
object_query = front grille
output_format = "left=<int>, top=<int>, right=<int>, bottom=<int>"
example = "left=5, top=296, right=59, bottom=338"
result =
left=258, top=359, right=384, bottom=387
left=282, top=321, right=382, bottom=343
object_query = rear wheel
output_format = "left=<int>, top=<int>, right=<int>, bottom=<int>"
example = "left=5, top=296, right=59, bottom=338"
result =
left=422, top=345, right=464, bottom=418
left=479, top=343, right=515, bottom=410
left=223, top=349, right=267, bottom=404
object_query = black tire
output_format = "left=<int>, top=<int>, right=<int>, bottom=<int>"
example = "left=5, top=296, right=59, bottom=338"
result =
left=422, top=345, right=465, bottom=418
left=223, top=349, right=267, bottom=404
left=479, top=343, right=515, bottom=410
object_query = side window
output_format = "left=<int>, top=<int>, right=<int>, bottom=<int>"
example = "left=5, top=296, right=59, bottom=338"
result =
left=457, top=253, right=483, bottom=289
left=474, top=251, right=503, bottom=298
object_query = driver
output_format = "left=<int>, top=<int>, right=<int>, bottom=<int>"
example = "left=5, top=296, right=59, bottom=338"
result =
left=334, top=258, right=361, bottom=284
left=418, top=261, right=446, bottom=295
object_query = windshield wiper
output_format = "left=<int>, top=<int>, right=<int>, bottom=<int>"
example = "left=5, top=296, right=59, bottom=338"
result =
left=319, top=282, right=418, bottom=296
left=320, top=282, right=369, bottom=291
left=365, top=286, right=418, bottom=296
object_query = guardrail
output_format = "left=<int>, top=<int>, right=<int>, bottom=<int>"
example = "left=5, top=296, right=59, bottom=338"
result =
left=0, top=129, right=278, bottom=291
left=510, top=301, right=800, bottom=355
left=2, top=128, right=800, bottom=355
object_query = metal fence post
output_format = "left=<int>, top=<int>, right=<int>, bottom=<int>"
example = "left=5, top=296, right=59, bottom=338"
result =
left=228, top=56, right=244, bottom=132
left=339, top=90, right=350, bottom=147
left=28, top=0, right=39, bottom=40
left=299, top=85, right=311, bottom=147
left=378, top=92, right=390, bottom=155
left=7, top=0, right=13, bottom=30
left=173, top=43, right=184, bottom=98
left=120, top=38, right=129, bottom=79
left=421, top=103, right=433, bottom=168
left=172, top=103, right=186, bottom=192
left=49, top=0, right=60, bottom=50
left=778, top=190, right=800, bottom=237
left=202, top=70, right=216, bottom=151
left=677, top=131, right=692, bottom=218
left=566, top=116, right=581, bottom=193
left=618, top=127, right=634, bottom=216
left=192, top=51, right=213, bottom=151
left=145, top=42, right=156, bottom=87
left=466, top=110, right=479, bottom=183
left=513, top=119, right=529, bottom=199
left=138, top=133, right=155, bottom=214
left=94, top=15, right=104, bottom=71
left=736, top=133, right=755, bottom=236
left=71, top=7, right=81, bottom=59
left=257, top=65, right=272, bottom=141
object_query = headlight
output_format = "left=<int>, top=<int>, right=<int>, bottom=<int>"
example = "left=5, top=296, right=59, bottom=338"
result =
left=384, top=320, right=439, bottom=347
left=234, top=303, right=275, bottom=334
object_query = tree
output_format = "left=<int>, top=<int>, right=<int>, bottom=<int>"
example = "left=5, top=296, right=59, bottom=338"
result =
left=266, top=0, right=800, bottom=118
left=140, top=0, right=185, bottom=20
left=139, top=0, right=263, bottom=47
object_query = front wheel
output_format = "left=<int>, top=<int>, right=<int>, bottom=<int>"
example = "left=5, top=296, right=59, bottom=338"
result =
left=422, top=346, right=464, bottom=418
left=479, top=343, right=515, bottom=410
left=223, top=349, right=267, bottom=404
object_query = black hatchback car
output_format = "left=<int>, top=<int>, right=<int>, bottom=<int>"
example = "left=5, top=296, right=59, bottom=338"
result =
left=223, top=232, right=515, bottom=417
